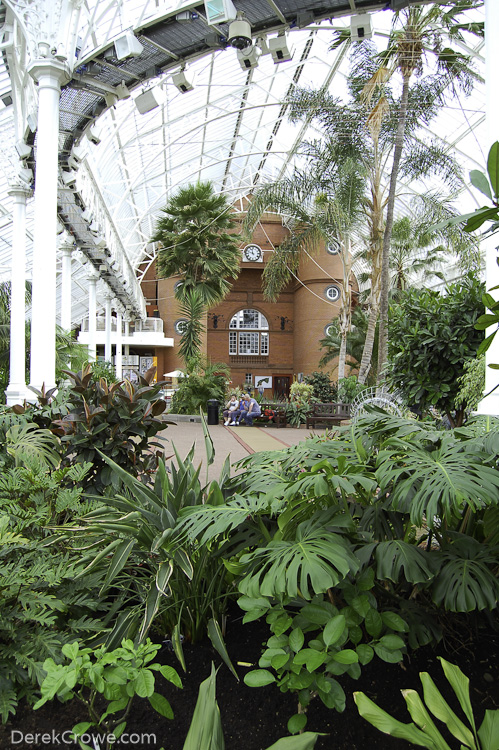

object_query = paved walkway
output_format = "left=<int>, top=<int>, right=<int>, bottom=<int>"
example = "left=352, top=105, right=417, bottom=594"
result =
left=156, top=419, right=328, bottom=483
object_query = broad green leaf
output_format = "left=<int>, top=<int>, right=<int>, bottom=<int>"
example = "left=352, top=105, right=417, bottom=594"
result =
left=183, top=663, right=225, bottom=750
left=293, top=649, right=326, bottom=672
left=287, top=713, right=308, bottom=734
left=354, top=692, right=434, bottom=747
left=244, top=669, right=276, bottom=687
left=289, top=628, right=305, bottom=653
left=438, top=658, right=476, bottom=733
left=100, top=539, right=136, bottom=593
left=156, top=561, right=173, bottom=595
left=323, top=615, right=346, bottom=648
left=487, top=141, right=499, bottom=199
left=470, top=169, right=492, bottom=201
left=264, top=732, right=323, bottom=750
left=356, top=644, right=374, bottom=665
left=375, top=541, right=434, bottom=584
left=208, top=618, right=239, bottom=681
left=402, top=689, right=452, bottom=750
left=148, top=692, right=174, bottom=719
left=331, top=649, right=358, bottom=665
left=420, top=672, right=476, bottom=749
left=381, top=612, right=409, bottom=632
left=365, top=609, right=383, bottom=638
left=478, top=710, right=499, bottom=750
left=133, top=669, right=155, bottom=698
left=159, top=665, right=183, bottom=689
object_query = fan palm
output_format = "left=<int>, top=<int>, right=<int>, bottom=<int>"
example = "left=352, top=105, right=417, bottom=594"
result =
left=245, top=154, right=366, bottom=381
left=152, top=182, right=241, bottom=368
left=319, top=307, right=378, bottom=384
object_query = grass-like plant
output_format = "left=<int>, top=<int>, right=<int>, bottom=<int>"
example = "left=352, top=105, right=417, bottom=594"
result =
left=354, top=656, right=498, bottom=750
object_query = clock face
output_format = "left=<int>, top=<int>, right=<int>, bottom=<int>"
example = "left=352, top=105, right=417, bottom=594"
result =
left=243, top=244, right=263, bottom=262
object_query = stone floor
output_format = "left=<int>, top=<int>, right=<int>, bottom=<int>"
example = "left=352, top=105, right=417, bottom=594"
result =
left=155, top=417, right=331, bottom=483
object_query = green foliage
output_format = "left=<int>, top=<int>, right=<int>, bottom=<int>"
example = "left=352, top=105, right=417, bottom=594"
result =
left=354, top=656, right=499, bottom=750
left=455, top=356, right=485, bottom=412
left=78, top=442, right=235, bottom=668
left=152, top=181, right=241, bottom=306
left=35, top=639, right=181, bottom=750
left=304, top=372, right=337, bottom=402
left=386, top=275, right=485, bottom=426
left=337, top=375, right=366, bottom=404
left=0, top=461, right=110, bottom=723
left=183, top=661, right=324, bottom=750
left=21, top=363, right=167, bottom=493
left=169, top=360, right=229, bottom=414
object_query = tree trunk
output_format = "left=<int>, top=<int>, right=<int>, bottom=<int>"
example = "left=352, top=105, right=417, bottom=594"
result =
left=377, top=72, right=412, bottom=384
left=337, top=236, right=352, bottom=383
left=357, top=298, right=379, bottom=385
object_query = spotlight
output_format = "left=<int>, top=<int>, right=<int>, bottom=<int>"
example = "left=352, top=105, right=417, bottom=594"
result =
left=296, top=11, right=314, bottom=29
left=171, top=71, right=193, bottom=94
left=350, top=14, right=373, bottom=41
left=268, top=33, right=293, bottom=63
left=135, top=86, right=166, bottom=113
left=204, top=0, right=237, bottom=25
left=237, top=45, right=260, bottom=70
left=16, top=140, right=32, bottom=160
left=70, top=145, right=85, bottom=164
left=114, top=31, right=143, bottom=61
left=89, top=219, right=101, bottom=233
left=86, top=126, right=101, bottom=145
left=228, top=12, right=252, bottom=51
left=62, top=170, right=77, bottom=187
left=115, top=83, right=131, bottom=99
left=18, top=167, right=33, bottom=185
left=81, top=209, right=93, bottom=222
left=94, top=235, right=107, bottom=249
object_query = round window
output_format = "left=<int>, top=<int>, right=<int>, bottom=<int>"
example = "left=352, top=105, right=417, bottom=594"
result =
left=174, top=319, right=188, bottom=335
left=326, top=240, right=340, bottom=255
left=324, top=323, right=334, bottom=337
left=325, top=285, right=340, bottom=301
left=174, top=281, right=184, bottom=293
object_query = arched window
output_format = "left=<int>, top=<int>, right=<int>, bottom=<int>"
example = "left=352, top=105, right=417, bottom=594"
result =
left=229, top=309, right=269, bottom=356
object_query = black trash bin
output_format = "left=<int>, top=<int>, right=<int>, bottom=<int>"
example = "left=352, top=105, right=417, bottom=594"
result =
left=207, top=399, right=220, bottom=425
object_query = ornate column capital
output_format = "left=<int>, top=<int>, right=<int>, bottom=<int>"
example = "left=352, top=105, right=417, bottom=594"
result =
left=8, top=181, right=33, bottom=200
left=27, top=57, right=71, bottom=88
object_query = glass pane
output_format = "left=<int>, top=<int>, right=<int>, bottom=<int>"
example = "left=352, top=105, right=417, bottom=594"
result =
left=239, top=331, right=259, bottom=354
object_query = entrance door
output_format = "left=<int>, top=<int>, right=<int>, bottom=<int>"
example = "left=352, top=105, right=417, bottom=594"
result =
left=274, top=375, right=291, bottom=399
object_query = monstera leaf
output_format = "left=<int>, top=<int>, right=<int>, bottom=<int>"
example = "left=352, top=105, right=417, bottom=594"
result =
left=377, top=434, right=499, bottom=527
left=375, top=540, right=436, bottom=584
left=238, top=516, right=359, bottom=599
left=432, top=536, right=499, bottom=612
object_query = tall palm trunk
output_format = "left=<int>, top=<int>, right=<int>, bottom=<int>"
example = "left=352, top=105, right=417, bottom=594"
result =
left=337, top=236, right=352, bottom=382
left=358, top=275, right=381, bottom=384
left=376, top=71, right=411, bottom=383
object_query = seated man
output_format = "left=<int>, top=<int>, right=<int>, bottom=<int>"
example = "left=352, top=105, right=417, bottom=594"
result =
left=239, top=392, right=261, bottom=426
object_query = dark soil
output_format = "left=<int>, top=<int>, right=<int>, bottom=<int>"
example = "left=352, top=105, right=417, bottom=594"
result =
left=2, top=609, right=497, bottom=750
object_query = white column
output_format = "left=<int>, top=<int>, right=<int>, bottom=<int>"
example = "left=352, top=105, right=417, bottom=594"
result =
left=124, top=312, right=131, bottom=356
left=87, top=269, right=98, bottom=362
left=60, top=243, right=73, bottom=331
left=27, top=58, right=70, bottom=392
left=104, top=292, right=112, bottom=362
left=477, top=0, right=499, bottom=415
left=6, top=183, right=32, bottom=406
left=115, top=303, right=123, bottom=379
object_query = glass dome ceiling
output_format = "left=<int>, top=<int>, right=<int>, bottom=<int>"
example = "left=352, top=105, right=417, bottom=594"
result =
left=0, top=0, right=487, bottom=324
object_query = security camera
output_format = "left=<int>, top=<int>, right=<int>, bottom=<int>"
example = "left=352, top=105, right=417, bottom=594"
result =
left=228, top=12, right=252, bottom=51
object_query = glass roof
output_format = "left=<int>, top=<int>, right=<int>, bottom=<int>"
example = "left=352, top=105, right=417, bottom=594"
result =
left=0, top=0, right=487, bottom=324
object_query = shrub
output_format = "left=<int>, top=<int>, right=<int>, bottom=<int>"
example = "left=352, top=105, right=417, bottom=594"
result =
left=304, top=372, right=337, bottom=402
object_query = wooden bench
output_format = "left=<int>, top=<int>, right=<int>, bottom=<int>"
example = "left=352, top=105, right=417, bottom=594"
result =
left=252, top=403, right=288, bottom=428
left=305, top=402, right=351, bottom=429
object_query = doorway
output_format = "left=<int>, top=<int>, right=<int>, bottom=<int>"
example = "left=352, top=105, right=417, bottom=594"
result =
left=274, top=375, right=291, bottom=399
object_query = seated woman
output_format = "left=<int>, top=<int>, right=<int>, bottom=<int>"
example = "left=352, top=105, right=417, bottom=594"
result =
left=239, top=392, right=261, bottom=426
left=223, top=395, right=240, bottom=426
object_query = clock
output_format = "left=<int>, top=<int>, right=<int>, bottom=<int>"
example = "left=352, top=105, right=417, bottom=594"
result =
left=243, top=244, right=263, bottom=262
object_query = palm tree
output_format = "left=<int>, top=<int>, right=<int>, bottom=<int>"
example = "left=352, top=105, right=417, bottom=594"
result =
left=152, top=182, right=242, bottom=368
left=370, top=2, right=482, bottom=381
left=286, top=34, right=478, bottom=384
left=244, top=154, right=366, bottom=381
left=319, top=307, right=378, bottom=383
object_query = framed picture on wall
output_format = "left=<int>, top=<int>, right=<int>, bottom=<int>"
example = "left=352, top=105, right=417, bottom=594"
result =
left=254, top=375, right=272, bottom=390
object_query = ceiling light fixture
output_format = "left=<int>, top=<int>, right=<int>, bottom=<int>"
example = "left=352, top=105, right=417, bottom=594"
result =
left=134, top=86, right=166, bottom=113
left=228, top=12, right=252, bottom=51
left=350, top=14, right=373, bottom=41
left=204, top=0, right=237, bottom=26
left=269, top=33, right=293, bottom=63
left=172, top=70, right=194, bottom=94
left=114, top=31, right=143, bottom=61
